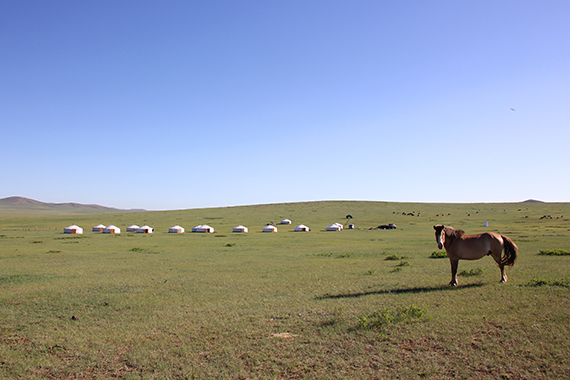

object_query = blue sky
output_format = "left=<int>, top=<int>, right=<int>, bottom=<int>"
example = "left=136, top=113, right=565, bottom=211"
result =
left=1, top=1, right=569, bottom=210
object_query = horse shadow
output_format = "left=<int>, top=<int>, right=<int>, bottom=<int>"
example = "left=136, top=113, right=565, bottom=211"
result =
left=315, top=282, right=484, bottom=300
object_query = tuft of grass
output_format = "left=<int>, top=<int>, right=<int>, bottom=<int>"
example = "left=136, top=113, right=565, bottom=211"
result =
left=356, top=305, right=427, bottom=331
left=365, top=269, right=376, bottom=275
left=0, top=274, right=47, bottom=286
left=129, top=247, right=160, bottom=254
left=336, top=253, right=352, bottom=259
left=538, top=249, right=570, bottom=256
left=30, top=240, right=43, bottom=244
left=396, top=260, right=409, bottom=267
left=430, top=251, right=447, bottom=259
left=312, top=253, right=333, bottom=257
left=458, top=267, right=483, bottom=277
left=225, top=243, right=236, bottom=247
left=385, top=254, right=402, bottom=261
left=527, top=277, right=570, bottom=288
left=47, top=250, right=61, bottom=253
left=54, top=236, right=85, bottom=240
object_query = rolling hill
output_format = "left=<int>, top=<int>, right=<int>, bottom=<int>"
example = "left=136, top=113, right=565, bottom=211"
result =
left=0, top=196, right=145, bottom=215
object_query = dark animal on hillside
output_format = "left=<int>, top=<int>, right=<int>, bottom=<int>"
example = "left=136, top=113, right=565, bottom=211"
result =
left=369, top=224, right=397, bottom=230
left=433, top=225, right=518, bottom=286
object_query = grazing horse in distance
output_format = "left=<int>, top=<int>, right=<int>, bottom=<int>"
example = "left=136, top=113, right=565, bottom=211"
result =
left=433, top=225, right=518, bottom=286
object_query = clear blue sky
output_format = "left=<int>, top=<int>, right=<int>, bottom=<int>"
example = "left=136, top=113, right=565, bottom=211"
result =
left=2, top=1, right=569, bottom=210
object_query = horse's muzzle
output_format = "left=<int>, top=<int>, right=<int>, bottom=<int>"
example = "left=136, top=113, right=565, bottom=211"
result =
left=438, top=243, right=443, bottom=250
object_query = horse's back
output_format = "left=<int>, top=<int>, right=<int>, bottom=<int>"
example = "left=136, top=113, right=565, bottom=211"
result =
left=454, top=232, right=501, bottom=260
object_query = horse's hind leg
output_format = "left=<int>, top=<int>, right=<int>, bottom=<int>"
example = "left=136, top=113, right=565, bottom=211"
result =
left=499, top=263, right=507, bottom=283
left=449, top=258, right=459, bottom=286
left=490, top=250, right=507, bottom=283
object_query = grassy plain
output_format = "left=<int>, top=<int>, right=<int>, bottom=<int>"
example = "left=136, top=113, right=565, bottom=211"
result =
left=1, top=201, right=569, bottom=379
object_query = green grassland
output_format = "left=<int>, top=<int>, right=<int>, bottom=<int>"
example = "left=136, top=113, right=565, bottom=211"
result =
left=1, top=201, right=569, bottom=379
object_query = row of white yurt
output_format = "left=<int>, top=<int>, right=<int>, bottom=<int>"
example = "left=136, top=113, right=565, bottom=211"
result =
left=64, top=225, right=83, bottom=234
left=73, top=222, right=335, bottom=235
left=326, top=223, right=344, bottom=231
left=232, top=224, right=310, bottom=232
left=94, top=224, right=152, bottom=234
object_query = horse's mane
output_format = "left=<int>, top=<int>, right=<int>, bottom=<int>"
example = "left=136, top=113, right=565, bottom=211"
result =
left=445, top=226, right=465, bottom=238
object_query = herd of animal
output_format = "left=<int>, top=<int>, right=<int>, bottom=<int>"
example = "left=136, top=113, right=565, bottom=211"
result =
left=539, top=214, right=564, bottom=219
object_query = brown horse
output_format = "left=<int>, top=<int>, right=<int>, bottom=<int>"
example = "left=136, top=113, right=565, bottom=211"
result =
left=433, top=225, right=518, bottom=286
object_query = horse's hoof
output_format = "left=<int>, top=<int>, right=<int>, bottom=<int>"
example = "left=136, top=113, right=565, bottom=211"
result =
left=449, top=282, right=457, bottom=287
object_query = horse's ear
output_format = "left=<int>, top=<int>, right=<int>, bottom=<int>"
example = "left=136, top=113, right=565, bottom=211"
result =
left=433, top=225, right=437, bottom=230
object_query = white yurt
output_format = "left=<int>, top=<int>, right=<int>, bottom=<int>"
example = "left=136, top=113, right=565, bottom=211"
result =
left=232, top=225, right=248, bottom=233
left=64, top=225, right=83, bottom=234
left=326, top=223, right=344, bottom=231
left=192, top=225, right=214, bottom=233
left=294, top=224, right=310, bottom=232
left=280, top=219, right=292, bottom=225
left=262, top=225, right=278, bottom=233
left=92, top=224, right=106, bottom=232
left=126, top=225, right=139, bottom=232
left=137, top=225, right=154, bottom=234
left=103, top=225, right=121, bottom=234
left=168, top=225, right=185, bottom=233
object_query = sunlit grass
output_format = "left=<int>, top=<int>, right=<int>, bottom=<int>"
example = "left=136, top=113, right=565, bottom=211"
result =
left=1, top=200, right=569, bottom=378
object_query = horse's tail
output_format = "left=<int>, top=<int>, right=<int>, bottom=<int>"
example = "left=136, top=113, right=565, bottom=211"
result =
left=501, top=235, right=518, bottom=267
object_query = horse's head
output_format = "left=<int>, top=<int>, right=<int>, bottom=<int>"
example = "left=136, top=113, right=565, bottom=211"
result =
left=433, top=225, right=445, bottom=249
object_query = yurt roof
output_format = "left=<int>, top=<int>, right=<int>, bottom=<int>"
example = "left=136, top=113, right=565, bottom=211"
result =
left=93, top=224, right=106, bottom=228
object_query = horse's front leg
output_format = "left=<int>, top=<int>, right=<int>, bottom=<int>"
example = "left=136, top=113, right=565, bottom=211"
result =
left=449, top=258, right=459, bottom=286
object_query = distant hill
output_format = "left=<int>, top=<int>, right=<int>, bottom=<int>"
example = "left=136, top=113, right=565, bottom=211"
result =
left=0, top=196, right=145, bottom=215
left=521, top=199, right=544, bottom=203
